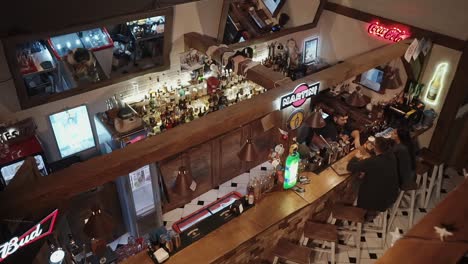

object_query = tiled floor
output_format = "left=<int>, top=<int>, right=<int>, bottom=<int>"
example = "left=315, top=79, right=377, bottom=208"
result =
left=162, top=164, right=466, bottom=263
left=162, top=161, right=275, bottom=230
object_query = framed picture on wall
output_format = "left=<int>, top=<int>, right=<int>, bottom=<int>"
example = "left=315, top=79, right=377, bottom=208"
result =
left=303, top=37, right=318, bottom=65
left=49, top=105, right=96, bottom=158
left=261, top=0, right=286, bottom=17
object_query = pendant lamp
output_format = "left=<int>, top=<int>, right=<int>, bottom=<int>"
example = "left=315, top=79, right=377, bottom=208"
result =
left=238, top=139, right=259, bottom=162
left=306, top=108, right=326, bottom=128
left=83, top=207, right=115, bottom=240
left=346, top=86, right=369, bottom=107
left=173, top=165, right=194, bottom=197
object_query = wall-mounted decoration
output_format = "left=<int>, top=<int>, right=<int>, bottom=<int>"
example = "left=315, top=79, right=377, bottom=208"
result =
left=367, top=21, right=410, bottom=43
left=303, top=37, right=318, bottom=65
left=180, top=49, right=206, bottom=72
left=279, top=82, right=319, bottom=109
left=49, top=105, right=96, bottom=158
left=287, top=110, right=305, bottom=130
left=0, top=209, right=59, bottom=262
left=425, top=63, right=448, bottom=105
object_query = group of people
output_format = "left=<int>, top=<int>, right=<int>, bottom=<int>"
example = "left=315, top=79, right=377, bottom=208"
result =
left=298, top=109, right=417, bottom=217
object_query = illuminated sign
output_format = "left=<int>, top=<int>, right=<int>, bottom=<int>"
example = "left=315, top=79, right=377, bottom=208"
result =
left=424, top=63, right=448, bottom=105
left=287, top=110, right=305, bottom=130
left=368, top=22, right=410, bottom=42
left=280, top=83, right=319, bottom=109
left=0, top=118, right=36, bottom=144
left=0, top=210, right=58, bottom=262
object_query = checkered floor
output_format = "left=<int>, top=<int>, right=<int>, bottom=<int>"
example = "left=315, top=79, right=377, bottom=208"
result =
left=162, top=164, right=466, bottom=264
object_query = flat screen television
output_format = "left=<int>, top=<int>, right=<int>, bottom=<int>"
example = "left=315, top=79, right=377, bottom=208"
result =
left=358, top=68, right=384, bottom=93
left=49, top=105, right=96, bottom=158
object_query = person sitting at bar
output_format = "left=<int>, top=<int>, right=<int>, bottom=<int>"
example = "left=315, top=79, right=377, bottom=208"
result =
left=391, top=127, right=417, bottom=189
left=347, top=137, right=399, bottom=213
left=316, top=111, right=361, bottom=147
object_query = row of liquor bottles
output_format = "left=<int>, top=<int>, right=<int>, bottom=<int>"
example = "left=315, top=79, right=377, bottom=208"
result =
left=136, top=71, right=267, bottom=135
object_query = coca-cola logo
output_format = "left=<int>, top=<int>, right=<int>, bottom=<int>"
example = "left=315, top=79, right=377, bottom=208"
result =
left=0, top=210, right=58, bottom=262
left=368, top=22, right=410, bottom=42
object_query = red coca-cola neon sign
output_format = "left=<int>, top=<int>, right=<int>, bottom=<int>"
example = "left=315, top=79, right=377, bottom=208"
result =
left=368, top=22, right=410, bottom=42
left=0, top=210, right=58, bottom=262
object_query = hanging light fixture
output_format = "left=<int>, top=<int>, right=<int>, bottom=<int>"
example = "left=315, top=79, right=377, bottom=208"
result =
left=306, top=108, right=326, bottom=128
left=346, top=86, right=369, bottom=107
left=173, top=153, right=195, bottom=196
left=83, top=207, right=115, bottom=239
left=238, top=139, right=259, bottom=162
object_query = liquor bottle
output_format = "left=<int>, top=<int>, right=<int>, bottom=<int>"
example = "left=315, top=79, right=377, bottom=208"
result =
left=67, top=234, right=84, bottom=264
left=284, top=151, right=300, bottom=189
left=198, top=107, right=204, bottom=118
left=426, top=63, right=447, bottom=102
left=149, top=91, right=156, bottom=110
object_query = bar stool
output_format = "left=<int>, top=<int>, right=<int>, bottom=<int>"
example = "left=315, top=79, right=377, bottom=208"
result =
left=272, top=238, right=313, bottom=264
left=300, top=221, right=338, bottom=264
left=415, top=161, right=431, bottom=207
left=331, top=205, right=366, bottom=264
left=419, top=148, right=444, bottom=208
left=388, top=181, right=418, bottom=230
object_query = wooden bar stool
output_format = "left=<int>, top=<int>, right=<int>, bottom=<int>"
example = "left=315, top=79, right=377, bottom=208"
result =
left=362, top=210, right=388, bottom=249
left=419, top=148, right=444, bottom=208
left=415, top=161, right=431, bottom=208
left=331, top=205, right=366, bottom=264
left=300, top=221, right=338, bottom=264
left=388, top=181, right=418, bottom=230
left=272, top=238, right=313, bottom=264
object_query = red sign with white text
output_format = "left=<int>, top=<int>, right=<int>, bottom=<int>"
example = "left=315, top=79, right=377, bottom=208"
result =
left=368, top=22, right=410, bottom=42
left=0, top=210, right=58, bottom=262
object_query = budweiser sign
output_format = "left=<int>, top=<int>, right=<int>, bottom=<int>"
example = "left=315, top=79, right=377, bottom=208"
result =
left=0, top=210, right=58, bottom=262
left=367, top=22, right=410, bottom=42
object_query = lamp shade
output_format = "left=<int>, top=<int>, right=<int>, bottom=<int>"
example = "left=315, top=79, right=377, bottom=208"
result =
left=238, top=139, right=259, bottom=162
left=346, top=86, right=369, bottom=107
left=173, top=166, right=193, bottom=196
left=306, top=109, right=326, bottom=128
left=83, top=207, right=115, bottom=240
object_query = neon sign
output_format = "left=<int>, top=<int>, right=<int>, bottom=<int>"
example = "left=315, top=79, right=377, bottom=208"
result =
left=424, top=63, right=448, bottom=105
left=0, top=210, right=58, bottom=262
left=280, top=83, right=320, bottom=109
left=368, top=22, right=410, bottom=42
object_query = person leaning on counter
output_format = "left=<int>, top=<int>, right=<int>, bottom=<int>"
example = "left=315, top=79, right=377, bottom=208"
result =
left=316, top=111, right=361, bottom=147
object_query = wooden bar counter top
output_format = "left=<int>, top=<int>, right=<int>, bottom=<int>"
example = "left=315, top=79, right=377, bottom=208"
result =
left=121, top=151, right=359, bottom=264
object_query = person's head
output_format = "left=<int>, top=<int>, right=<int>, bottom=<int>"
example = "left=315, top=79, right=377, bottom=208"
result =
left=374, top=137, right=392, bottom=155
left=393, top=126, right=416, bottom=169
left=333, top=112, right=349, bottom=127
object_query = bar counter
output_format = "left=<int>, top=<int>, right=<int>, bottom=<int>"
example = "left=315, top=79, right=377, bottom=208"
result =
left=121, top=152, right=359, bottom=264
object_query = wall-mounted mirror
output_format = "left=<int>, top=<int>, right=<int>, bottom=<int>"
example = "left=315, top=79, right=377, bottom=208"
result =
left=3, top=8, right=173, bottom=109
left=218, top=0, right=322, bottom=46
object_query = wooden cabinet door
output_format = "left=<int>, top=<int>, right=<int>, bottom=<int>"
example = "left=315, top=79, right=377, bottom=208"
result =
left=187, top=142, right=213, bottom=198
left=218, top=128, right=243, bottom=184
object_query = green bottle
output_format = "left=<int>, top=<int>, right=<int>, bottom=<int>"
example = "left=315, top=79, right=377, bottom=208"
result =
left=284, top=151, right=300, bottom=189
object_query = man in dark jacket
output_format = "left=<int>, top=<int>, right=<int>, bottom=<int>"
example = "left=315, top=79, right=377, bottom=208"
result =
left=347, top=137, right=399, bottom=212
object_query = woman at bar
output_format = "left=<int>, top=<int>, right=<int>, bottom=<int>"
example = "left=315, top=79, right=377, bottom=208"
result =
left=391, top=127, right=417, bottom=189
left=347, top=137, right=399, bottom=214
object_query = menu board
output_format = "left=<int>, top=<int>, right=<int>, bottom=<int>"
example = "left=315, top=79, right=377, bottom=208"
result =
left=49, top=105, right=95, bottom=158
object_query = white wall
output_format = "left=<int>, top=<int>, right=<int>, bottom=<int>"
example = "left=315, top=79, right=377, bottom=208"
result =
left=416, top=45, right=462, bottom=148
left=330, top=0, right=468, bottom=40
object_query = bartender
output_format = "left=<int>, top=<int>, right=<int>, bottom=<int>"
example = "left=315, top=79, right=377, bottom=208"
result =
left=316, top=111, right=361, bottom=147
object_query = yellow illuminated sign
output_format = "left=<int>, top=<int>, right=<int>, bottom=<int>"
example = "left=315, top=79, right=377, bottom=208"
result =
left=424, top=63, right=448, bottom=105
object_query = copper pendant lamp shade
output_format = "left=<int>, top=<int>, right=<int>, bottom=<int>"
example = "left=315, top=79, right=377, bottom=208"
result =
left=346, top=86, right=369, bottom=107
left=83, top=207, right=115, bottom=240
left=306, top=109, right=326, bottom=128
left=238, top=139, right=259, bottom=162
left=173, top=166, right=193, bottom=196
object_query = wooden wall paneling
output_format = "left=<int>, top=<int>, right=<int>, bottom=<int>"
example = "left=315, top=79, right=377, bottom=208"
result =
left=187, top=142, right=214, bottom=197
left=211, top=139, right=222, bottom=187
left=219, top=128, right=243, bottom=184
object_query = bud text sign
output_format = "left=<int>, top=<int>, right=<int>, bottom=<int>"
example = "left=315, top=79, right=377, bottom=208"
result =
left=0, top=210, right=58, bottom=262
left=280, top=83, right=319, bottom=109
